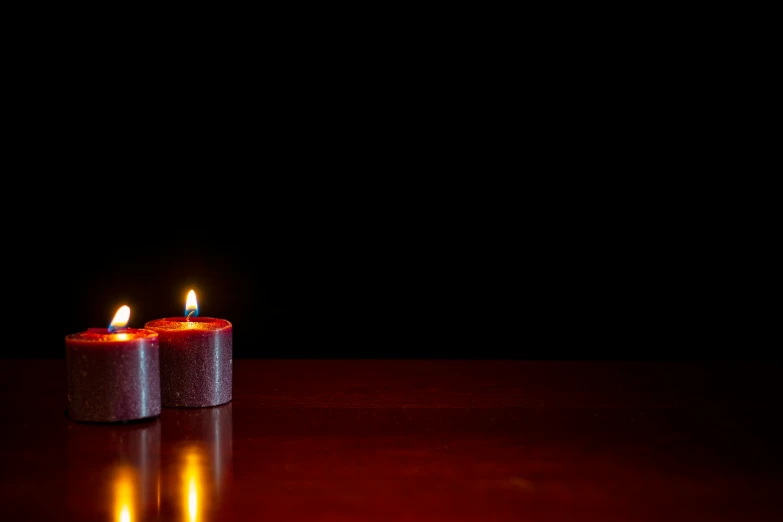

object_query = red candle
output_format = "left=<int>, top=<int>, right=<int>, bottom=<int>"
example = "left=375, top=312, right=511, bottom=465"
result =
left=144, top=290, right=232, bottom=408
left=66, top=305, right=161, bottom=423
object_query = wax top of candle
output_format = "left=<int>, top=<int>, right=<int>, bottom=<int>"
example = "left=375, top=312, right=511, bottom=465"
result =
left=66, top=328, right=159, bottom=342
left=144, top=317, right=231, bottom=331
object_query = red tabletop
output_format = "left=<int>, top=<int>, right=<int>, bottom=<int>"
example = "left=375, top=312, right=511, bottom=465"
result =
left=0, top=359, right=781, bottom=521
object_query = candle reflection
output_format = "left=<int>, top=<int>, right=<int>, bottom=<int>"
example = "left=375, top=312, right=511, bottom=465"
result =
left=185, top=449, right=202, bottom=522
left=188, top=476, right=198, bottom=521
left=66, top=419, right=161, bottom=521
left=114, top=465, right=134, bottom=522
left=162, top=402, right=232, bottom=521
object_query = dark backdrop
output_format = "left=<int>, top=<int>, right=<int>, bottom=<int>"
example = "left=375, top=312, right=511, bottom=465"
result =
left=6, top=207, right=523, bottom=359
left=0, top=28, right=774, bottom=361
left=1, top=182, right=771, bottom=360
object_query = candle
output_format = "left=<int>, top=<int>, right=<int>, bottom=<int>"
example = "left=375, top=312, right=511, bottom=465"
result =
left=144, top=290, right=232, bottom=408
left=66, top=305, right=162, bottom=423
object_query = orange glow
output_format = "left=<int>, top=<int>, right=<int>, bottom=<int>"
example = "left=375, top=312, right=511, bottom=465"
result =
left=189, top=476, right=197, bottom=521
left=114, top=466, right=135, bottom=522
left=183, top=449, right=203, bottom=522
left=110, top=306, right=131, bottom=329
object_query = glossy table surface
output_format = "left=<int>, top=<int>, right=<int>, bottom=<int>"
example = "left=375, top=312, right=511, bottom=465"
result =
left=0, top=359, right=781, bottom=521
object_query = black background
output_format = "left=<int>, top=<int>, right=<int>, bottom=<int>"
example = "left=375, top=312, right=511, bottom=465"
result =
left=1, top=178, right=772, bottom=361
left=0, top=11, right=775, bottom=362
left=5, top=194, right=521, bottom=359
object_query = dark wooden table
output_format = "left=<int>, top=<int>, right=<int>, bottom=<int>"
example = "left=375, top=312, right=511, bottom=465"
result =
left=1, top=359, right=781, bottom=521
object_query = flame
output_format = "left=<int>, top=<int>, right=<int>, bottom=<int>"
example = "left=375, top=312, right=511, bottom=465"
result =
left=114, top=466, right=134, bottom=522
left=110, top=305, right=131, bottom=330
left=185, top=290, right=199, bottom=318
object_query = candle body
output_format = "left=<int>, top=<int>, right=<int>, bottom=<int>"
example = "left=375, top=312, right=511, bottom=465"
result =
left=66, top=328, right=161, bottom=423
left=144, top=317, right=232, bottom=408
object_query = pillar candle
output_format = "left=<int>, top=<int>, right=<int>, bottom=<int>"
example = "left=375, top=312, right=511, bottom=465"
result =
left=66, top=305, right=161, bottom=423
left=144, top=291, right=232, bottom=408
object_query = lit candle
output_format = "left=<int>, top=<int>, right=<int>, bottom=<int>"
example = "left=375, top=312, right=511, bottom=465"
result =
left=65, top=305, right=161, bottom=423
left=144, top=290, right=232, bottom=408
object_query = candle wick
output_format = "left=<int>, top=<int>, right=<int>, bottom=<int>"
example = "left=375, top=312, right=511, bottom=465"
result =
left=186, top=311, right=195, bottom=321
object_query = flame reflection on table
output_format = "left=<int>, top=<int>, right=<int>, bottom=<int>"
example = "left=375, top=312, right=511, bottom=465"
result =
left=65, top=402, right=232, bottom=521
left=66, top=418, right=161, bottom=521
left=114, top=465, right=134, bottom=522
left=163, top=402, right=233, bottom=521
left=184, top=448, right=202, bottom=522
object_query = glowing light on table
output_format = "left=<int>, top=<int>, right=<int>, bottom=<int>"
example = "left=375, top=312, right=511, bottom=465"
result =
left=183, top=449, right=203, bottom=522
left=114, top=466, right=135, bottom=522
left=189, top=476, right=197, bottom=521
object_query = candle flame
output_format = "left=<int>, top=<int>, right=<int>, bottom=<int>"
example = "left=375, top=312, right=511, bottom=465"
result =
left=185, top=290, right=199, bottom=318
left=110, top=306, right=131, bottom=330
